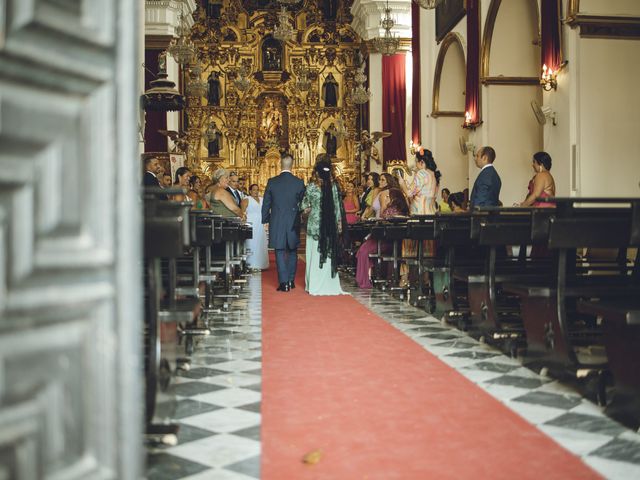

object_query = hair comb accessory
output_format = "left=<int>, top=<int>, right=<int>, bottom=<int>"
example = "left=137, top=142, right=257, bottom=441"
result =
left=418, top=147, right=424, bottom=155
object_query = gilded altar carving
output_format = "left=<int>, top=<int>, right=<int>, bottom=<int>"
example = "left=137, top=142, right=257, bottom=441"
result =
left=181, top=0, right=364, bottom=188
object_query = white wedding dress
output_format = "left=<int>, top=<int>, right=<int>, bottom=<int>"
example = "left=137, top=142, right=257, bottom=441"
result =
left=245, top=196, right=269, bottom=270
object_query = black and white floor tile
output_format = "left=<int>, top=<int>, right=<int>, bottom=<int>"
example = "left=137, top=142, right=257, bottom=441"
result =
left=146, top=274, right=263, bottom=480
left=345, top=277, right=640, bottom=480
left=146, top=272, right=640, bottom=480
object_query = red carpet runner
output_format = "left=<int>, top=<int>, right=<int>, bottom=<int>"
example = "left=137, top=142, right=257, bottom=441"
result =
left=261, top=258, right=600, bottom=479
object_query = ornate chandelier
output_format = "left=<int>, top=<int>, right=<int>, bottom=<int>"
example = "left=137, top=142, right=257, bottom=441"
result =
left=413, top=0, right=441, bottom=9
left=186, top=64, right=207, bottom=98
left=273, top=6, right=296, bottom=42
left=167, top=13, right=196, bottom=66
left=372, top=2, right=399, bottom=56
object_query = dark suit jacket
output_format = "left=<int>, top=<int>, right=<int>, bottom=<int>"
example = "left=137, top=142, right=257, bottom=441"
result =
left=226, top=187, right=242, bottom=206
left=144, top=171, right=161, bottom=187
left=470, top=165, right=501, bottom=209
left=262, top=171, right=305, bottom=250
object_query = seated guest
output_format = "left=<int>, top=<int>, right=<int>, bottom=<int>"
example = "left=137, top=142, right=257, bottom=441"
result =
left=364, top=173, right=397, bottom=219
left=518, top=151, right=555, bottom=207
left=171, top=166, right=191, bottom=202
left=162, top=172, right=172, bottom=188
left=209, top=168, right=245, bottom=219
left=439, top=188, right=452, bottom=212
left=355, top=186, right=409, bottom=289
left=187, top=175, right=210, bottom=209
left=343, top=180, right=360, bottom=224
left=361, top=172, right=380, bottom=220
left=448, top=192, right=466, bottom=212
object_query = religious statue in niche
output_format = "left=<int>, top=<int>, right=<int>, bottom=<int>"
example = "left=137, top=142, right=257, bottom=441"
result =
left=262, top=37, right=282, bottom=71
left=323, top=123, right=340, bottom=157
left=206, top=0, right=223, bottom=19
left=158, top=50, right=167, bottom=74
left=260, top=100, right=283, bottom=141
left=321, top=0, right=339, bottom=21
left=207, top=71, right=222, bottom=106
left=207, top=122, right=223, bottom=157
left=322, top=72, right=339, bottom=107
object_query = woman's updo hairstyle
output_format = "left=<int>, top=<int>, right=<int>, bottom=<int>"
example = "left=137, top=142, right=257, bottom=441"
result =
left=533, top=151, right=552, bottom=171
left=416, top=148, right=442, bottom=185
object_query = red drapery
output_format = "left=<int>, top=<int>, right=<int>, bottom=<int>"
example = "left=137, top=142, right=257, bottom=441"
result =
left=541, top=0, right=562, bottom=72
left=464, top=0, right=480, bottom=126
left=382, top=53, right=407, bottom=164
left=411, top=3, right=421, bottom=145
left=144, top=49, right=168, bottom=153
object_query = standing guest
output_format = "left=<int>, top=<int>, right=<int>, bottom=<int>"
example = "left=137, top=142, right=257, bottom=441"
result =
left=343, top=180, right=360, bottom=224
left=187, top=175, right=210, bottom=209
left=439, top=188, right=452, bottom=212
left=355, top=186, right=409, bottom=288
left=209, top=168, right=245, bottom=218
left=243, top=184, right=269, bottom=270
left=462, top=188, right=470, bottom=210
left=226, top=171, right=243, bottom=206
left=143, top=156, right=162, bottom=187
left=470, top=146, right=501, bottom=209
left=262, top=154, right=306, bottom=292
left=399, top=149, right=441, bottom=285
left=301, top=156, right=347, bottom=295
left=518, top=151, right=555, bottom=207
left=238, top=177, right=249, bottom=198
left=401, top=149, right=440, bottom=215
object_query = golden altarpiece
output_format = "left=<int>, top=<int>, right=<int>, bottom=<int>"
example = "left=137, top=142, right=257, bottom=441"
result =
left=182, top=0, right=365, bottom=187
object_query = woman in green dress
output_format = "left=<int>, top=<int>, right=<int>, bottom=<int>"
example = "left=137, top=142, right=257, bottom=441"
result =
left=301, top=156, right=347, bottom=296
left=208, top=168, right=245, bottom=219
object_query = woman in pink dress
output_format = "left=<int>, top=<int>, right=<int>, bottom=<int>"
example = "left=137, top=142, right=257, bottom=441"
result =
left=343, top=180, right=360, bottom=224
left=355, top=187, right=409, bottom=288
left=518, top=151, right=555, bottom=207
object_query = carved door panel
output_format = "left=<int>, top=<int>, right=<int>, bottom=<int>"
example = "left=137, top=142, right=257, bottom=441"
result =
left=0, top=2, right=141, bottom=479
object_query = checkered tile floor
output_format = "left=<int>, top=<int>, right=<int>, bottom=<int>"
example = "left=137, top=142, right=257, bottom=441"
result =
left=146, top=272, right=640, bottom=480
left=146, top=274, right=262, bottom=480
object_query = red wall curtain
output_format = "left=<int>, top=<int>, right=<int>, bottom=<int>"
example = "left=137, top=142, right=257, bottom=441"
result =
left=411, top=3, right=421, bottom=144
left=144, top=49, right=168, bottom=153
left=382, top=53, right=407, bottom=163
left=464, top=0, right=480, bottom=125
left=541, top=0, right=562, bottom=71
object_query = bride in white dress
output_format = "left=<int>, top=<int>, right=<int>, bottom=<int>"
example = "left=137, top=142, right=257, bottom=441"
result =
left=243, top=183, right=269, bottom=270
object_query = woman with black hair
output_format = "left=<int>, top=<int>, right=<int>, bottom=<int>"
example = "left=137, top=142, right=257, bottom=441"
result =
left=301, top=155, right=347, bottom=295
left=518, top=151, right=555, bottom=207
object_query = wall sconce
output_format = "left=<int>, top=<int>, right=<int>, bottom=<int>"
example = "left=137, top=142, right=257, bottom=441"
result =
left=540, top=61, right=568, bottom=91
left=409, top=140, right=420, bottom=156
left=540, top=64, right=557, bottom=91
left=463, top=111, right=480, bottom=130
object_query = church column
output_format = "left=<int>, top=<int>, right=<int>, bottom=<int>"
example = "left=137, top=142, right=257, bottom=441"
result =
left=369, top=53, right=383, bottom=173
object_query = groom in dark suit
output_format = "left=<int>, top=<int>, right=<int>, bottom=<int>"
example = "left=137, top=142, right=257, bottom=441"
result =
left=262, top=154, right=306, bottom=292
left=470, top=146, right=501, bottom=209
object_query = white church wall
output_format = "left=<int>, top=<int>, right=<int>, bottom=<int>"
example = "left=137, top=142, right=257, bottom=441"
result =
left=576, top=37, right=640, bottom=197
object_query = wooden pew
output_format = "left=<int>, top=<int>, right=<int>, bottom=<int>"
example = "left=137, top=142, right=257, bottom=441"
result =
left=503, top=198, right=639, bottom=403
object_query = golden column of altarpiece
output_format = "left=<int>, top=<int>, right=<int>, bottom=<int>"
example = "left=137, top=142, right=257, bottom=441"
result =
left=181, top=0, right=366, bottom=189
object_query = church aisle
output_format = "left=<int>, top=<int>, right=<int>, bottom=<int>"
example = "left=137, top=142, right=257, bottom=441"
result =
left=261, top=266, right=606, bottom=479
left=146, top=275, right=263, bottom=480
